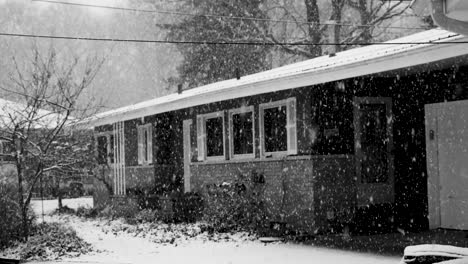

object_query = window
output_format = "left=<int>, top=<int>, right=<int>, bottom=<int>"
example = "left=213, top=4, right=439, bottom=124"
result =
left=229, top=106, right=254, bottom=159
left=0, top=140, right=4, bottom=161
left=259, top=97, right=297, bottom=157
left=96, top=134, right=114, bottom=164
left=96, top=135, right=108, bottom=164
left=197, top=111, right=225, bottom=161
left=137, top=124, right=153, bottom=165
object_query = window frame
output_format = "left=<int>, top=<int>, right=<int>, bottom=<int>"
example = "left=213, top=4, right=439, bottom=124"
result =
left=137, top=123, right=153, bottom=165
left=228, top=106, right=255, bottom=160
left=259, top=97, right=297, bottom=158
left=197, top=111, right=226, bottom=161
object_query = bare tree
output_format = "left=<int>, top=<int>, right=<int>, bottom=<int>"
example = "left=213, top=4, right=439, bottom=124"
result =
left=0, top=45, right=103, bottom=239
left=262, top=0, right=411, bottom=60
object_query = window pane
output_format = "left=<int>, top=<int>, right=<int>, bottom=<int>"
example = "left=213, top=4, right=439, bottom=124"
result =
left=144, top=129, right=148, bottom=162
left=97, top=136, right=108, bottom=164
left=264, top=106, right=287, bottom=153
left=206, top=117, right=224, bottom=157
left=232, top=112, right=253, bottom=155
left=109, top=135, right=114, bottom=163
left=359, top=104, right=388, bottom=183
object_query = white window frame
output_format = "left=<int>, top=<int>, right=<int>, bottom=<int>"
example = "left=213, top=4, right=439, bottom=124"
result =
left=229, top=106, right=255, bottom=160
left=197, top=111, right=225, bottom=161
left=137, top=123, right=153, bottom=165
left=259, top=97, right=297, bottom=158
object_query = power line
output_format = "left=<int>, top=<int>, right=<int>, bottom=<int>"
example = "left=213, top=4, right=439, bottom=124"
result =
left=31, top=0, right=428, bottom=30
left=0, top=31, right=465, bottom=46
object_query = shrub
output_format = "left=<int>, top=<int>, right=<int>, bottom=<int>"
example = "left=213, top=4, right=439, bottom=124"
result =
left=173, top=192, right=204, bottom=223
left=0, top=183, right=35, bottom=249
left=98, top=198, right=140, bottom=223
left=4, top=222, right=92, bottom=261
left=75, top=206, right=99, bottom=218
left=202, top=172, right=267, bottom=233
left=134, top=209, right=160, bottom=223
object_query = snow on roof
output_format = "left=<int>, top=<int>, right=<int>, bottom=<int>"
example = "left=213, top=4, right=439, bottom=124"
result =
left=0, top=98, right=67, bottom=129
left=86, top=28, right=468, bottom=127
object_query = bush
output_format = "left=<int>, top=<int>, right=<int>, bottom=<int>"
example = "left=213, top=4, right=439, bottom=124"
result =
left=75, top=206, right=99, bottom=218
left=0, top=183, right=35, bottom=249
left=134, top=209, right=160, bottom=223
left=173, top=192, right=204, bottom=223
left=99, top=198, right=140, bottom=223
left=202, top=172, right=267, bottom=233
left=3, top=222, right=92, bottom=261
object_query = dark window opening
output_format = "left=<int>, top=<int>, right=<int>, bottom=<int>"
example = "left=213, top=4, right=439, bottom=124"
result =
left=264, top=106, right=287, bottom=153
left=144, top=129, right=149, bottom=162
left=109, top=135, right=114, bottom=164
left=206, top=117, right=224, bottom=157
left=97, top=136, right=108, bottom=164
left=360, top=104, right=388, bottom=183
left=232, top=111, right=253, bottom=155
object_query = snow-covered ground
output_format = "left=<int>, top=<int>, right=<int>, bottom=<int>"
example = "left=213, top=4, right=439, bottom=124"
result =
left=31, top=197, right=93, bottom=216
left=32, top=198, right=401, bottom=264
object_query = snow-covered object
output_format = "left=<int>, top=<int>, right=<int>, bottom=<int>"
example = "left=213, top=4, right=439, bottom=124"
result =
left=436, top=259, right=468, bottom=264
left=404, top=244, right=468, bottom=258
left=401, top=244, right=468, bottom=264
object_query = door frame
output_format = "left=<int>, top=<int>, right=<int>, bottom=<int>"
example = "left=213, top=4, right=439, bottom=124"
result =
left=354, top=97, right=394, bottom=206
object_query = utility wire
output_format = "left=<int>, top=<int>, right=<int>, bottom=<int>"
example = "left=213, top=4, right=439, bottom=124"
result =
left=31, top=0, right=427, bottom=30
left=0, top=31, right=465, bottom=46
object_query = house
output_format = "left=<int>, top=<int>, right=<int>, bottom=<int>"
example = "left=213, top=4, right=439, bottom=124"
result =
left=0, top=98, right=91, bottom=197
left=86, top=28, right=468, bottom=233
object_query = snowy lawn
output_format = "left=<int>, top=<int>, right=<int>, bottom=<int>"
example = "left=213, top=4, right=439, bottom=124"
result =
left=29, top=198, right=402, bottom=264
left=31, top=197, right=93, bottom=216
left=33, top=213, right=400, bottom=264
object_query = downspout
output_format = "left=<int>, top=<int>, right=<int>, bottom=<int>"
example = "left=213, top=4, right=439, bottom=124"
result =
left=431, top=0, right=468, bottom=36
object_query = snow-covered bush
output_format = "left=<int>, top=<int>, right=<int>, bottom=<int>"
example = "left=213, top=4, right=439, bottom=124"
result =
left=100, top=197, right=140, bottom=221
left=75, top=206, right=99, bottom=218
left=2, top=222, right=92, bottom=261
left=203, top=172, right=266, bottom=233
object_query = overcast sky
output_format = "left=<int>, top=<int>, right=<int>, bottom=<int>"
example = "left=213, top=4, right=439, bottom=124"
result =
left=0, top=0, right=180, bottom=111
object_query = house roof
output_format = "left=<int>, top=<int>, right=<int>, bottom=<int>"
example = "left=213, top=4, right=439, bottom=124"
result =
left=0, top=98, right=66, bottom=129
left=86, top=28, right=468, bottom=127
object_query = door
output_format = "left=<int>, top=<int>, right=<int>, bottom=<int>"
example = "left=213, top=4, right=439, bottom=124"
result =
left=183, top=119, right=193, bottom=193
left=436, top=102, right=468, bottom=229
left=354, top=97, right=394, bottom=206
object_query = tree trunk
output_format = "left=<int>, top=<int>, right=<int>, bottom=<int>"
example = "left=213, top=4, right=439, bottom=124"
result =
left=15, top=135, right=28, bottom=240
left=57, top=175, right=63, bottom=209
left=304, top=0, right=322, bottom=57
left=331, top=0, right=345, bottom=52
left=358, top=0, right=373, bottom=43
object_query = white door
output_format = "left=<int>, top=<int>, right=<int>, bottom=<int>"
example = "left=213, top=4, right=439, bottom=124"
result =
left=183, top=120, right=192, bottom=193
left=426, top=100, right=468, bottom=229
left=438, top=103, right=468, bottom=229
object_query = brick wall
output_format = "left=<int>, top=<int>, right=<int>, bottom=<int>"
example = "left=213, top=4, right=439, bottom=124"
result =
left=190, top=155, right=355, bottom=233
left=312, top=155, right=355, bottom=232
